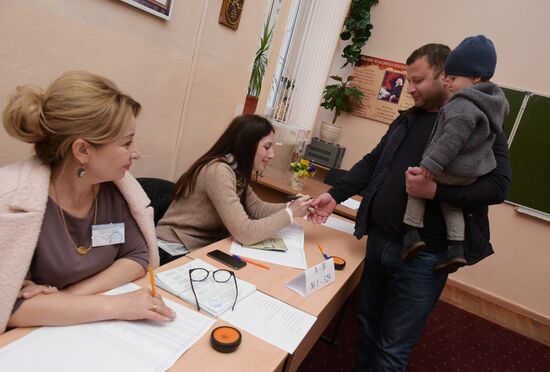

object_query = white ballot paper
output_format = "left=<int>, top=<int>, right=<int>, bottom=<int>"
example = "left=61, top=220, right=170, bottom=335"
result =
left=0, top=283, right=215, bottom=372
left=220, top=291, right=317, bottom=354
left=157, top=238, right=189, bottom=256
left=341, top=197, right=361, bottom=210
left=286, top=258, right=336, bottom=297
left=322, top=215, right=355, bottom=235
left=230, top=223, right=307, bottom=269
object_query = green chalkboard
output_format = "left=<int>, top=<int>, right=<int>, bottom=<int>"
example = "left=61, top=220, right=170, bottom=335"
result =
left=507, top=93, right=550, bottom=215
left=501, top=87, right=528, bottom=140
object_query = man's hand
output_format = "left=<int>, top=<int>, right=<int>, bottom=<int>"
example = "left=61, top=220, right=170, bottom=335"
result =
left=406, top=166, right=437, bottom=199
left=307, top=193, right=337, bottom=224
left=420, top=166, right=434, bottom=180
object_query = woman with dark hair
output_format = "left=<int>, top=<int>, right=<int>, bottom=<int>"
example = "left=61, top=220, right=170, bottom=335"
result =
left=156, top=114, right=312, bottom=251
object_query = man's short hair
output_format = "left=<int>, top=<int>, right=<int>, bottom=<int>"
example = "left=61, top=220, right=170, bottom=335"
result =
left=406, top=44, right=451, bottom=78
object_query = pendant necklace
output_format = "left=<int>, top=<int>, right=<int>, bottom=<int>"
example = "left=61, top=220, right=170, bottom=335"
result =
left=52, top=182, right=98, bottom=255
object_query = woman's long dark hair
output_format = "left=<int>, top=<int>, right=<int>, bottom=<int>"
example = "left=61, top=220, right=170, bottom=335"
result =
left=173, top=114, right=274, bottom=203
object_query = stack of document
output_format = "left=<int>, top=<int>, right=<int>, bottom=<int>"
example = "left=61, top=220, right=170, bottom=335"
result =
left=155, top=259, right=256, bottom=317
left=0, top=283, right=215, bottom=372
left=230, top=223, right=307, bottom=269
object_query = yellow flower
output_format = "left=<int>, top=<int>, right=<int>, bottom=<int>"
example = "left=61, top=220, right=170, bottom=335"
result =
left=300, top=159, right=309, bottom=166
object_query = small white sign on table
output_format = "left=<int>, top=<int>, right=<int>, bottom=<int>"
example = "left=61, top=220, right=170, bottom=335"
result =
left=286, top=258, right=336, bottom=297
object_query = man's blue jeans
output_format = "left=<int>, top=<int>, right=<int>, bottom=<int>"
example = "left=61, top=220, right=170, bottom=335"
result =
left=352, top=228, right=448, bottom=372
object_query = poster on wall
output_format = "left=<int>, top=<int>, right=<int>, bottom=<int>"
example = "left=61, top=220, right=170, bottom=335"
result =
left=120, top=0, right=174, bottom=20
left=350, top=55, right=414, bottom=124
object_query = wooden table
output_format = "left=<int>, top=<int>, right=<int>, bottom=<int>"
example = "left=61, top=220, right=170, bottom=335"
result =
left=0, top=258, right=288, bottom=372
left=187, top=217, right=367, bottom=371
left=252, top=167, right=360, bottom=221
left=0, top=219, right=366, bottom=372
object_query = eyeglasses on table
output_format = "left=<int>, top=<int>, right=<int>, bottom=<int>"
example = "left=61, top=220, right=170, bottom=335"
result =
left=188, top=268, right=239, bottom=312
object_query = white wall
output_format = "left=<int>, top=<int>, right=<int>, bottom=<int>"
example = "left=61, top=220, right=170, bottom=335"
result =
left=0, top=0, right=268, bottom=180
left=313, top=0, right=550, bottom=320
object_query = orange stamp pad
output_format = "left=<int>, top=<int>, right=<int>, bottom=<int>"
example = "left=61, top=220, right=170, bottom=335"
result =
left=210, top=326, right=242, bottom=353
left=329, top=256, right=346, bottom=270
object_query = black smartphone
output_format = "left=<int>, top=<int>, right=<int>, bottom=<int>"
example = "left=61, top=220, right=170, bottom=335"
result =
left=207, top=249, right=246, bottom=270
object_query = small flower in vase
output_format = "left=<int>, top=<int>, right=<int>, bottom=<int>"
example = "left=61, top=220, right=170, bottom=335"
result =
left=289, top=159, right=316, bottom=190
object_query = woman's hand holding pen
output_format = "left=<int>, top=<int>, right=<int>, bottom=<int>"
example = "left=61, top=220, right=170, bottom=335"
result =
left=288, top=195, right=314, bottom=218
left=109, top=288, right=176, bottom=323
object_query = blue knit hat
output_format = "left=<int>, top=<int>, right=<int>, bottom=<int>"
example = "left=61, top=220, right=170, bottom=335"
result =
left=444, top=35, right=497, bottom=79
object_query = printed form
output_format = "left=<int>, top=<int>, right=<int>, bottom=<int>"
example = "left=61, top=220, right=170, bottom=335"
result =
left=230, top=223, right=307, bottom=269
left=0, top=283, right=215, bottom=372
left=220, top=290, right=316, bottom=354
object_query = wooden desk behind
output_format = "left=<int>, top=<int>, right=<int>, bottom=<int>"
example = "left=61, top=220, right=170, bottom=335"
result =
left=252, top=167, right=360, bottom=221
left=187, top=218, right=366, bottom=371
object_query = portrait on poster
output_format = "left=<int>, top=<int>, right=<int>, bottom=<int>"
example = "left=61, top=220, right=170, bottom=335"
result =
left=120, top=0, right=174, bottom=20
left=350, top=55, right=414, bottom=124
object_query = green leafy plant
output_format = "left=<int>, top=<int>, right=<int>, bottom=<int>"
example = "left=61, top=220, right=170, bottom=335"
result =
left=340, top=0, right=379, bottom=67
left=320, top=75, right=364, bottom=124
left=248, top=15, right=274, bottom=97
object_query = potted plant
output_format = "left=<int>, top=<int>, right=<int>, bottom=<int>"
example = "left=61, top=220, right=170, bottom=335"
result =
left=340, top=0, right=379, bottom=67
left=319, top=75, right=364, bottom=143
left=243, top=15, right=274, bottom=114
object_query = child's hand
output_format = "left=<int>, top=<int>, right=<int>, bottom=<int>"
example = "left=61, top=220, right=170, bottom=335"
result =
left=421, top=167, right=434, bottom=180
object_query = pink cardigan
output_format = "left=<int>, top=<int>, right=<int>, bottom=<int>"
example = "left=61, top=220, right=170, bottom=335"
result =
left=0, top=157, right=159, bottom=334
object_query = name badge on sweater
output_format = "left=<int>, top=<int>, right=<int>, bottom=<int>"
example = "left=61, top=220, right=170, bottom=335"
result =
left=92, top=223, right=125, bottom=247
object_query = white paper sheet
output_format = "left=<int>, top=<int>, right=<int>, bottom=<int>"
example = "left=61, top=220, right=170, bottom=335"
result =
left=0, top=283, right=215, bottom=372
left=287, top=259, right=336, bottom=297
left=341, top=197, right=361, bottom=210
left=220, top=291, right=317, bottom=354
left=155, top=259, right=257, bottom=317
left=322, top=215, right=355, bottom=235
left=230, top=223, right=307, bottom=269
left=157, top=238, right=189, bottom=256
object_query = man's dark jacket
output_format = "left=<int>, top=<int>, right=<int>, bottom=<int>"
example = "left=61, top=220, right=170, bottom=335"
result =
left=328, top=108, right=511, bottom=265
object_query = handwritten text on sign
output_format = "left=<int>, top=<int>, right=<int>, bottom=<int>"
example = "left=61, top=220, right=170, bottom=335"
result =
left=286, top=259, right=336, bottom=297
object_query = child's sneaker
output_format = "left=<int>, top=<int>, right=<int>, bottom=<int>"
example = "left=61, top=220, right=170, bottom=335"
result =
left=401, top=227, right=427, bottom=261
left=434, top=241, right=467, bottom=273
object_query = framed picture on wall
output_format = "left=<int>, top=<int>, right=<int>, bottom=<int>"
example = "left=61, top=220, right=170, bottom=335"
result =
left=120, top=0, right=174, bottom=20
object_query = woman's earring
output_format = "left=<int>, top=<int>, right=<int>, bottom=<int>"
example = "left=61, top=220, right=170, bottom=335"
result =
left=76, top=165, right=86, bottom=178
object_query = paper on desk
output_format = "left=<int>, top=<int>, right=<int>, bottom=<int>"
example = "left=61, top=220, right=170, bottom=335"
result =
left=157, top=238, right=189, bottom=256
left=0, top=283, right=215, bottom=372
left=287, top=258, right=336, bottom=297
left=341, top=197, right=361, bottom=210
left=322, top=215, right=355, bottom=235
left=220, top=291, right=317, bottom=354
left=230, top=223, right=307, bottom=269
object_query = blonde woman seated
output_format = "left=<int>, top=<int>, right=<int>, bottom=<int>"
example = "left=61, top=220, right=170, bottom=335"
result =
left=156, top=114, right=312, bottom=251
left=0, top=71, right=175, bottom=334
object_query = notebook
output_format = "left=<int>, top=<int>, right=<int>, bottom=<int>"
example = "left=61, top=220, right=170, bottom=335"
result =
left=155, top=258, right=256, bottom=317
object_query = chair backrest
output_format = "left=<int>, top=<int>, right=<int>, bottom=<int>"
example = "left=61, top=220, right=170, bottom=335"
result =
left=136, top=178, right=175, bottom=225
left=323, top=168, right=348, bottom=186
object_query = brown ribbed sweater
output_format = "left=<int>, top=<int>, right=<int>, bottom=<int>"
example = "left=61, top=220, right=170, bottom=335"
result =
left=156, top=161, right=290, bottom=250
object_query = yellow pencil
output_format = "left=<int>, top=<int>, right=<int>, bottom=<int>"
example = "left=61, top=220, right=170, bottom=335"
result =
left=148, top=265, right=157, bottom=297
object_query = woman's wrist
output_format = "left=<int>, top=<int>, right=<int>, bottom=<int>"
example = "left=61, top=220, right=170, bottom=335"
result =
left=284, top=206, right=294, bottom=223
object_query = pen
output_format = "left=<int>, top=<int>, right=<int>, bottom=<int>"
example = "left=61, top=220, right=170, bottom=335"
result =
left=286, top=195, right=312, bottom=201
left=148, top=265, right=157, bottom=297
left=286, top=195, right=302, bottom=200
left=233, top=255, right=271, bottom=270
left=317, top=244, right=330, bottom=260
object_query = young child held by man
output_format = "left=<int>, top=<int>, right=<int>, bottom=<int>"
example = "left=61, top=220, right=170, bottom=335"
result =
left=401, top=35, right=509, bottom=273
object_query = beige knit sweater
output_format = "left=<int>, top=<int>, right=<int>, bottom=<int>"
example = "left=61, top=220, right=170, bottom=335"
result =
left=156, top=161, right=291, bottom=250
